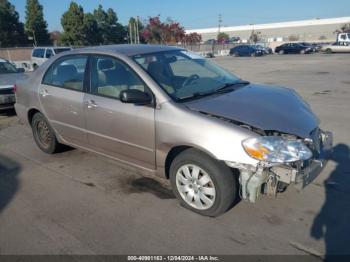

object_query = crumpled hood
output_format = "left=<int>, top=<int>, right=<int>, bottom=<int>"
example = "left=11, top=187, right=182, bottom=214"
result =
left=0, top=73, right=27, bottom=89
left=184, top=84, right=319, bottom=138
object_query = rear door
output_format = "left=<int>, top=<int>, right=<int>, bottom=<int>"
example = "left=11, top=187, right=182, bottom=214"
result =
left=39, top=55, right=89, bottom=145
left=83, top=55, right=156, bottom=170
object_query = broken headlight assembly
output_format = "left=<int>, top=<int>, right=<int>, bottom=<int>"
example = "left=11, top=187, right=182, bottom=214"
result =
left=242, top=136, right=313, bottom=163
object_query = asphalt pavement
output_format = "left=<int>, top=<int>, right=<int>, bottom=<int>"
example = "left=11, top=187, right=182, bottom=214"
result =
left=0, top=53, right=349, bottom=256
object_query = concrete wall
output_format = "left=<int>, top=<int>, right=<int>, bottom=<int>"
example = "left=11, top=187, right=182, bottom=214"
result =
left=0, top=47, right=32, bottom=61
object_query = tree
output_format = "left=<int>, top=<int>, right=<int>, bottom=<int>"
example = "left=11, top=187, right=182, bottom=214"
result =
left=93, top=5, right=126, bottom=44
left=141, top=16, right=185, bottom=44
left=0, top=0, right=27, bottom=47
left=183, top=32, right=202, bottom=45
left=25, top=0, right=50, bottom=46
left=60, top=2, right=85, bottom=46
left=217, top=32, right=229, bottom=44
left=249, top=30, right=261, bottom=44
left=49, top=31, right=61, bottom=46
left=83, top=13, right=102, bottom=45
left=288, top=35, right=300, bottom=41
left=335, top=24, right=350, bottom=33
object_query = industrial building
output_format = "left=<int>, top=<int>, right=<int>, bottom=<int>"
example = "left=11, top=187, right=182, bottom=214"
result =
left=186, top=16, right=350, bottom=43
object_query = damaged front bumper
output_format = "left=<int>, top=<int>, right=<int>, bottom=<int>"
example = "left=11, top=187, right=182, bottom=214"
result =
left=228, top=130, right=333, bottom=203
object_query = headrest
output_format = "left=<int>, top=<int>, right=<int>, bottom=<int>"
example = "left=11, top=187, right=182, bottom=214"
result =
left=98, top=59, right=114, bottom=71
left=57, top=64, right=77, bottom=77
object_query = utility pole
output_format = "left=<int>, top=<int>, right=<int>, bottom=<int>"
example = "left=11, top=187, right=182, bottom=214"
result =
left=129, top=22, right=133, bottom=44
left=136, top=16, right=140, bottom=44
left=218, top=14, right=222, bottom=34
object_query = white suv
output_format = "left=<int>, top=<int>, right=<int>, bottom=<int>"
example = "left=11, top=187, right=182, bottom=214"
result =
left=31, top=47, right=71, bottom=68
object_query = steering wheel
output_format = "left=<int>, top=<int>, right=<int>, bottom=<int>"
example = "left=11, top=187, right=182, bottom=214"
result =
left=182, top=74, right=200, bottom=87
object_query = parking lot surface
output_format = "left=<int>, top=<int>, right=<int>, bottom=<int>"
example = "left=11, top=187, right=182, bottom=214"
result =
left=0, top=54, right=349, bottom=256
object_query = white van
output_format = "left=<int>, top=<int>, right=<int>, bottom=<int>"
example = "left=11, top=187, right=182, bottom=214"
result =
left=31, top=47, right=72, bottom=68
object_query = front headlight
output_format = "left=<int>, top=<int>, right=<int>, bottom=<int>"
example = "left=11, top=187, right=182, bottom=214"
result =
left=242, top=136, right=312, bottom=163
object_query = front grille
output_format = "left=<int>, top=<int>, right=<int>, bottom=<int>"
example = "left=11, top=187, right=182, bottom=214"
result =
left=0, top=88, right=14, bottom=95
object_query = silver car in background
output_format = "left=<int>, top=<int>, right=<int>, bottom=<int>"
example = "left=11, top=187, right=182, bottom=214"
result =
left=15, top=45, right=333, bottom=216
left=0, top=58, right=25, bottom=111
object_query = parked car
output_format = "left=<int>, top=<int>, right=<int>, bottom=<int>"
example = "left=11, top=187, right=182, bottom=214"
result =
left=275, top=43, right=313, bottom=54
left=204, top=39, right=216, bottom=45
left=15, top=45, right=332, bottom=216
left=298, top=42, right=319, bottom=52
left=229, top=45, right=265, bottom=57
left=253, top=44, right=273, bottom=54
left=321, top=42, right=350, bottom=53
left=0, top=58, right=26, bottom=111
left=31, top=46, right=72, bottom=68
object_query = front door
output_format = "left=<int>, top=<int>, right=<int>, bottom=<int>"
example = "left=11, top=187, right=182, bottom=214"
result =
left=39, top=55, right=89, bottom=145
left=84, top=55, right=156, bottom=170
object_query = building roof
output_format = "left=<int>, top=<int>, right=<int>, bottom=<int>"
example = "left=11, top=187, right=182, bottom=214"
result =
left=186, top=17, right=350, bottom=34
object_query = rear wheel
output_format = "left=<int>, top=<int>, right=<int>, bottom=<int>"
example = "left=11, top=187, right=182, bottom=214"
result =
left=234, top=52, right=239, bottom=57
left=300, top=49, right=306, bottom=54
left=170, top=149, right=237, bottom=217
left=325, top=48, right=332, bottom=54
left=31, top=112, right=61, bottom=154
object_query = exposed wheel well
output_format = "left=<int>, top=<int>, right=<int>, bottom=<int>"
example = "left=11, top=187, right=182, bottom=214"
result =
left=164, top=146, right=191, bottom=179
left=28, top=108, right=40, bottom=126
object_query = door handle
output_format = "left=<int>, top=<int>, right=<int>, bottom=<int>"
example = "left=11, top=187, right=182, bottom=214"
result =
left=39, top=89, right=50, bottom=97
left=85, top=99, right=98, bottom=109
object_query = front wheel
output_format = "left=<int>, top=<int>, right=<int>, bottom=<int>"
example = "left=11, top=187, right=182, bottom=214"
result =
left=325, top=48, right=332, bottom=54
left=31, top=112, right=61, bottom=154
left=170, top=149, right=238, bottom=217
left=279, top=50, right=284, bottom=55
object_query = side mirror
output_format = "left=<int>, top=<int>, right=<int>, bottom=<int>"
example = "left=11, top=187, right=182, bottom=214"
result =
left=16, top=68, right=25, bottom=73
left=120, top=89, right=152, bottom=105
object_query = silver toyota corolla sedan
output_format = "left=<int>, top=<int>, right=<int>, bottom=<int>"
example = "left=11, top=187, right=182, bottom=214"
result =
left=15, top=45, right=333, bottom=216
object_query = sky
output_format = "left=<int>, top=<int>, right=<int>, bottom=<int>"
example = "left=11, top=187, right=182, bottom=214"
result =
left=11, top=0, right=350, bottom=32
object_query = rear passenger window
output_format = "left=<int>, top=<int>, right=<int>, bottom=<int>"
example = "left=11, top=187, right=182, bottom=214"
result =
left=91, top=56, right=147, bottom=99
left=32, top=48, right=45, bottom=58
left=42, top=56, right=88, bottom=91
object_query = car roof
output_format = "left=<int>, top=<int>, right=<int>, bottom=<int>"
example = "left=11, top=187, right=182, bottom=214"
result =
left=68, top=44, right=184, bottom=57
left=0, top=57, right=9, bottom=63
left=33, top=46, right=71, bottom=49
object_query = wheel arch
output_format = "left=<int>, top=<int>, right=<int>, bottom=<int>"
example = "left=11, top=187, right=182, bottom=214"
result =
left=27, top=107, right=41, bottom=126
left=163, top=144, right=219, bottom=179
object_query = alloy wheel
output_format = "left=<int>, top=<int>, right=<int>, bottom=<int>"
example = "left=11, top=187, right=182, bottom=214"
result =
left=175, top=164, right=216, bottom=210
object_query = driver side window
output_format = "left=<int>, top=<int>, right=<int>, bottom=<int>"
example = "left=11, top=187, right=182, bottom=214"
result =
left=90, top=56, right=147, bottom=100
left=168, top=54, right=216, bottom=78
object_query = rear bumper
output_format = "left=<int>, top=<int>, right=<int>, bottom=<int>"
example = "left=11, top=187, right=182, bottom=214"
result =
left=0, top=94, right=15, bottom=111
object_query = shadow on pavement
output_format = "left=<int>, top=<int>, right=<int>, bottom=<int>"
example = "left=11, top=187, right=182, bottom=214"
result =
left=311, top=144, right=350, bottom=261
left=0, top=154, right=21, bottom=214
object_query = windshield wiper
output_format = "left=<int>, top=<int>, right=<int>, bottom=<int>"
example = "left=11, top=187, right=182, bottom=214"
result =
left=179, top=81, right=250, bottom=102
left=215, top=80, right=250, bottom=93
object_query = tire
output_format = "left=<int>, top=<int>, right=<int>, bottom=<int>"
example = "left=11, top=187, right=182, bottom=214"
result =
left=325, top=48, right=332, bottom=54
left=250, top=52, right=256, bottom=57
left=234, top=52, right=239, bottom=57
left=169, top=149, right=238, bottom=217
left=31, top=112, right=61, bottom=154
left=278, top=50, right=284, bottom=55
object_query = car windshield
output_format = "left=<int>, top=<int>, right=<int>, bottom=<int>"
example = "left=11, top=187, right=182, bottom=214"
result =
left=54, top=48, right=71, bottom=54
left=0, top=59, right=18, bottom=74
left=132, top=50, right=242, bottom=101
